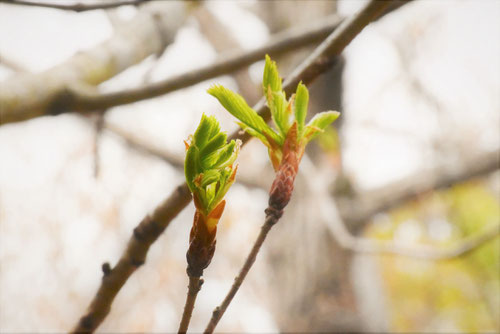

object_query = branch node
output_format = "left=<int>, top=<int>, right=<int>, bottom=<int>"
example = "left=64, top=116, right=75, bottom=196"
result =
left=212, top=306, right=220, bottom=318
left=48, top=87, right=75, bottom=116
left=133, top=219, right=161, bottom=242
left=101, top=262, right=111, bottom=277
left=264, top=206, right=283, bottom=224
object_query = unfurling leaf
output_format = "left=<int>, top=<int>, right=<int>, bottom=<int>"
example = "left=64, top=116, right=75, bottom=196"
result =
left=207, top=85, right=279, bottom=141
left=209, top=55, right=340, bottom=175
left=294, top=82, right=308, bottom=133
left=263, top=54, right=282, bottom=93
left=303, top=111, right=340, bottom=141
left=185, top=114, right=239, bottom=215
left=268, top=89, right=289, bottom=137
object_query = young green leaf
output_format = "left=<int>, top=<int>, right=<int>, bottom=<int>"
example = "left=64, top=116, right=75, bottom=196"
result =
left=294, top=82, right=309, bottom=133
left=185, top=145, right=200, bottom=193
left=212, top=141, right=236, bottom=169
left=208, top=85, right=269, bottom=133
left=199, top=170, right=221, bottom=188
left=211, top=166, right=237, bottom=209
left=263, top=54, right=282, bottom=93
left=194, top=114, right=219, bottom=149
left=200, top=132, right=227, bottom=157
left=208, top=85, right=282, bottom=145
left=185, top=114, right=239, bottom=215
left=268, top=89, right=289, bottom=137
left=205, top=182, right=217, bottom=207
left=303, top=111, right=340, bottom=141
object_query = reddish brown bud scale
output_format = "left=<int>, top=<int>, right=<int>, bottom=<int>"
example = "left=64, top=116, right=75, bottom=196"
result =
left=268, top=123, right=301, bottom=212
left=268, top=150, right=299, bottom=211
left=186, top=210, right=217, bottom=277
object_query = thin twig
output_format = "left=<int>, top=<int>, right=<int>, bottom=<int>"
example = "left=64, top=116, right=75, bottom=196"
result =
left=72, top=1, right=400, bottom=331
left=0, top=0, right=151, bottom=12
left=203, top=2, right=394, bottom=332
left=203, top=212, right=277, bottom=334
left=178, top=275, right=204, bottom=334
left=92, top=110, right=105, bottom=178
left=341, top=149, right=500, bottom=232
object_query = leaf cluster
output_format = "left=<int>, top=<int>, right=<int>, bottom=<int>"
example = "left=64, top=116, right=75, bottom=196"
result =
left=208, top=55, right=339, bottom=169
left=185, top=114, right=239, bottom=215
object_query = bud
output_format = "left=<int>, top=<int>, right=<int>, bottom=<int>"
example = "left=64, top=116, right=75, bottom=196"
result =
left=184, top=114, right=239, bottom=277
left=208, top=55, right=340, bottom=214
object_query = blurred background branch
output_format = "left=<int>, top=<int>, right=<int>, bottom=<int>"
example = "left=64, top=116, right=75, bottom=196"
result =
left=0, top=0, right=153, bottom=12
left=0, top=1, right=190, bottom=124
left=0, top=14, right=343, bottom=124
left=339, top=149, right=500, bottom=233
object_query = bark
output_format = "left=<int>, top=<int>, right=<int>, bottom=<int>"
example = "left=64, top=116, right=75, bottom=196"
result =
left=0, top=1, right=189, bottom=124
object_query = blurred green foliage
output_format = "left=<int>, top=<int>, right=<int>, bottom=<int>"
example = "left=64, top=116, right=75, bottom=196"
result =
left=366, top=179, right=499, bottom=332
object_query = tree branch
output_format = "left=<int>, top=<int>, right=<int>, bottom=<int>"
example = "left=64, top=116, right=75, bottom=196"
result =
left=305, top=164, right=500, bottom=261
left=340, top=149, right=500, bottom=233
left=296, top=149, right=500, bottom=261
left=325, top=182, right=499, bottom=261
left=1, top=13, right=343, bottom=125
left=0, top=0, right=152, bottom=12
left=203, top=210, right=278, bottom=334
left=177, top=276, right=203, bottom=334
left=72, top=183, right=192, bottom=333
left=0, top=1, right=189, bottom=125
left=72, top=0, right=402, bottom=331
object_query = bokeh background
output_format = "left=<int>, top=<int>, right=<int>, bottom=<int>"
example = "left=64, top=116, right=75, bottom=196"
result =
left=0, top=0, right=499, bottom=332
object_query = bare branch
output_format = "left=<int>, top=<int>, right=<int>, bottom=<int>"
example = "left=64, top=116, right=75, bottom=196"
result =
left=72, top=0, right=399, bottom=331
left=72, top=183, right=192, bottom=333
left=299, top=152, right=500, bottom=261
left=323, top=179, right=499, bottom=261
left=0, top=0, right=152, bottom=12
left=0, top=1, right=189, bottom=125
left=178, top=276, right=203, bottom=334
left=203, top=209, right=278, bottom=334
left=1, top=14, right=343, bottom=125
left=340, top=149, right=500, bottom=232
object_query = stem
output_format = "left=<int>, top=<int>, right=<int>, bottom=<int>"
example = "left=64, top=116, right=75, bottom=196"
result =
left=178, top=275, right=204, bottom=334
left=203, top=212, right=279, bottom=334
